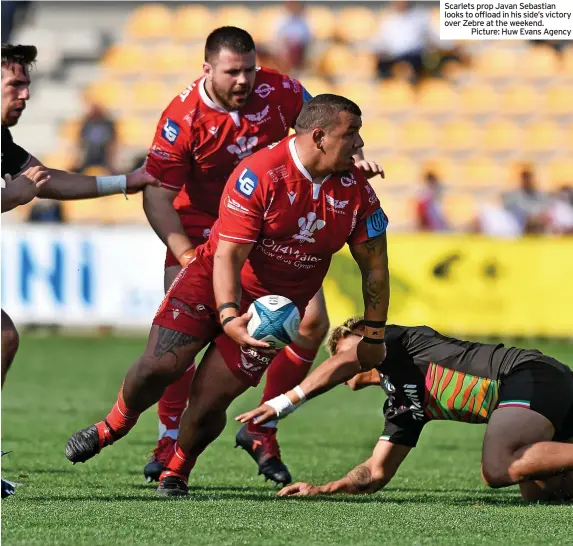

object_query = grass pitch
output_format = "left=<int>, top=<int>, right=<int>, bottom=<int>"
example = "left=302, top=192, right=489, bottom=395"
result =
left=2, top=335, right=572, bottom=545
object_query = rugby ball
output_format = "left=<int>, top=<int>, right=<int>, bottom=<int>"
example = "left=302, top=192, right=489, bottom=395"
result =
left=247, top=295, right=301, bottom=349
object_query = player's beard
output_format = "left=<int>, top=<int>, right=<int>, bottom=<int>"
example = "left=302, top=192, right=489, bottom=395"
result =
left=212, top=81, right=250, bottom=111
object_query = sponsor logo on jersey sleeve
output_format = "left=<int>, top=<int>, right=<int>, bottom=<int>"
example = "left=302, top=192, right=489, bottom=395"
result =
left=161, top=118, right=180, bottom=144
left=150, top=146, right=171, bottom=160
left=225, top=195, right=251, bottom=214
left=366, top=208, right=389, bottom=238
left=235, top=167, right=259, bottom=198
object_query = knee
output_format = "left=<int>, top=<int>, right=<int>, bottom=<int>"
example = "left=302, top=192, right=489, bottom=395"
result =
left=2, top=324, right=19, bottom=360
left=138, top=354, right=184, bottom=386
left=298, top=312, right=330, bottom=346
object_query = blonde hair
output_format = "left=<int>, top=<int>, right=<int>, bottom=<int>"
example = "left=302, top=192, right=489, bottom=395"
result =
left=325, top=316, right=364, bottom=356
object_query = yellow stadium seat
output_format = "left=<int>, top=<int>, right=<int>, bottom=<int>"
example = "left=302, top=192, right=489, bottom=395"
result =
left=148, top=45, right=194, bottom=76
left=360, top=120, right=400, bottom=154
left=172, top=5, right=214, bottom=43
left=399, top=119, right=435, bottom=154
left=442, top=193, right=477, bottom=229
left=440, top=120, right=479, bottom=155
left=522, top=46, right=560, bottom=82
left=460, top=157, right=509, bottom=189
left=381, top=156, right=419, bottom=185
left=82, top=166, right=111, bottom=177
left=83, top=80, right=127, bottom=111
left=322, top=46, right=376, bottom=80
left=563, top=46, right=573, bottom=79
left=483, top=120, right=522, bottom=155
left=250, top=6, right=284, bottom=45
left=374, top=80, right=415, bottom=116
left=214, top=6, right=255, bottom=35
left=40, top=151, right=75, bottom=171
left=117, top=116, right=154, bottom=148
left=422, top=157, right=459, bottom=185
left=523, top=121, right=564, bottom=154
left=459, top=84, right=500, bottom=117
left=99, top=193, right=147, bottom=225
left=101, top=43, right=147, bottom=76
left=335, top=82, right=379, bottom=112
left=336, top=7, right=378, bottom=43
left=416, top=79, right=459, bottom=117
left=302, top=77, right=334, bottom=97
left=306, top=6, right=336, bottom=40
left=130, top=81, right=171, bottom=113
left=473, top=48, right=519, bottom=82
left=545, top=84, right=573, bottom=118
left=500, top=84, right=544, bottom=119
left=60, top=119, right=81, bottom=144
left=548, top=158, right=573, bottom=189
left=124, top=3, right=172, bottom=41
left=62, top=198, right=109, bottom=224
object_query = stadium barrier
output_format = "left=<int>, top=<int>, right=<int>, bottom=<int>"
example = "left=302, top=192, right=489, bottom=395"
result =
left=2, top=227, right=572, bottom=337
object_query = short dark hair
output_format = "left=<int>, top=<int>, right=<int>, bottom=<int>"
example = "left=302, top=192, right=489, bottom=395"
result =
left=295, top=94, right=362, bottom=134
left=204, top=27, right=256, bottom=63
left=1, top=44, right=37, bottom=70
left=325, top=316, right=365, bottom=356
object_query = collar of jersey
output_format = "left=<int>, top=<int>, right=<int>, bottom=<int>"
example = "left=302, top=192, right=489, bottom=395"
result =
left=288, top=137, right=332, bottom=185
left=199, top=77, right=239, bottom=115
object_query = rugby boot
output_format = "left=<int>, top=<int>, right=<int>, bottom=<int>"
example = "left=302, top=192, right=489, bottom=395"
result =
left=143, top=436, right=176, bottom=482
left=235, top=424, right=292, bottom=486
left=156, top=471, right=189, bottom=497
left=65, top=421, right=115, bottom=464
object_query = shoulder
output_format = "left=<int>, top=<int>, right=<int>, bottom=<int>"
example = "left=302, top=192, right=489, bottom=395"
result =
left=162, top=78, right=203, bottom=121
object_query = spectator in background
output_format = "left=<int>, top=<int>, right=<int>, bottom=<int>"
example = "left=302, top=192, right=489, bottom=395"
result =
left=415, top=171, right=449, bottom=232
left=547, top=186, right=573, bottom=235
left=27, top=198, right=64, bottom=224
left=371, top=1, right=429, bottom=83
left=75, top=100, right=117, bottom=174
left=503, top=169, right=549, bottom=234
left=274, top=1, right=312, bottom=74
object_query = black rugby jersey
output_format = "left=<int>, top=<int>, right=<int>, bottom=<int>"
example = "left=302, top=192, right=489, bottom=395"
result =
left=2, top=125, right=31, bottom=178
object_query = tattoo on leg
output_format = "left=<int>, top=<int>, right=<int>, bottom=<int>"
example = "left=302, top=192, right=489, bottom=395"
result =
left=154, top=327, right=200, bottom=360
left=347, top=465, right=373, bottom=492
left=363, top=238, right=381, bottom=255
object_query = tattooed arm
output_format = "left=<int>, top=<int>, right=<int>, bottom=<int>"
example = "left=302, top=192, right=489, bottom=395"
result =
left=350, top=233, right=390, bottom=370
left=278, top=440, right=411, bottom=496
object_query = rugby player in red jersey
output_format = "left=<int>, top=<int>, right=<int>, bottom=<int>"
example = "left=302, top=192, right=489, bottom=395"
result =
left=66, top=94, right=391, bottom=497
left=142, top=26, right=384, bottom=484
left=237, top=317, right=573, bottom=502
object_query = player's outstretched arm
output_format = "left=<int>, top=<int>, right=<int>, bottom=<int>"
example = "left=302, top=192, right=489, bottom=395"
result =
left=26, top=156, right=158, bottom=200
left=1, top=166, right=50, bottom=212
left=350, top=233, right=390, bottom=371
left=143, top=185, right=195, bottom=267
left=278, top=440, right=411, bottom=497
left=235, top=344, right=366, bottom=425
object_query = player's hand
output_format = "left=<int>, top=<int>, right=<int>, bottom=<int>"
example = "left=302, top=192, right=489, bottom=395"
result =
left=356, top=339, right=387, bottom=371
left=4, top=166, right=51, bottom=206
left=178, top=248, right=196, bottom=267
left=223, top=312, right=272, bottom=350
left=345, top=369, right=380, bottom=391
left=235, top=403, right=277, bottom=425
left=277, top=482, right=320, bottom=497
left=125, top=164, right=160, bottom=194
left=355, top=159, right=385, bottom=180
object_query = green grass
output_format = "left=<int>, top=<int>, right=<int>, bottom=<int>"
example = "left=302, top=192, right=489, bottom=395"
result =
left=2, top=336, right=572, bottom=545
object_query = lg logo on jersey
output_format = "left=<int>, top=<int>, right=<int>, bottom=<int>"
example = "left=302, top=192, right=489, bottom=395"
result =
left=227, top=136, right=258, bottom=159
left=235, top=168, right=259, bottom=198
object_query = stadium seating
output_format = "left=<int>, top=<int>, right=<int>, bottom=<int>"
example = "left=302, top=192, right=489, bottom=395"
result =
left=17, top=2, right=571, bottom=227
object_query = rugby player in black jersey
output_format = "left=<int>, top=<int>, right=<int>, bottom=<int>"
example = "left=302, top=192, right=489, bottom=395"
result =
left=1, top=44, right=158, bottom=497
left=237, top=317, right=573, bottom=502
left=1, top=44, right=158, bottom=386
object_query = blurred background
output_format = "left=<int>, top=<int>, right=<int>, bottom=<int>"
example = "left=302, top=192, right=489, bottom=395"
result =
left=1, top=0, right=572, bottom=339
